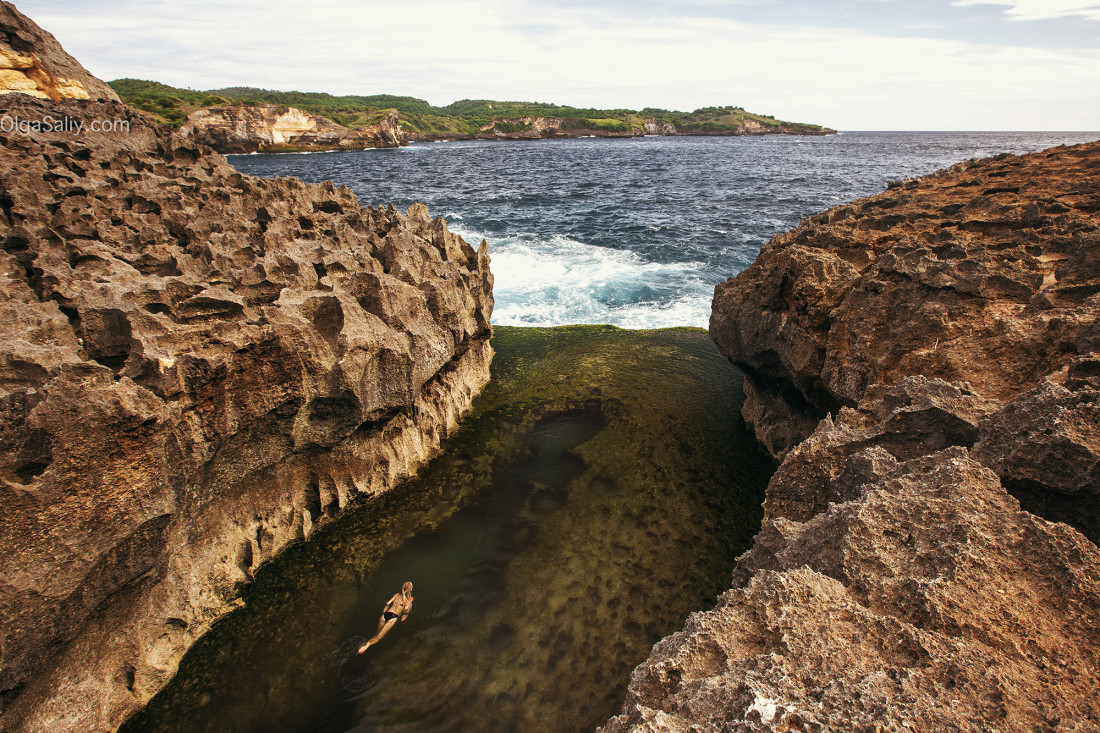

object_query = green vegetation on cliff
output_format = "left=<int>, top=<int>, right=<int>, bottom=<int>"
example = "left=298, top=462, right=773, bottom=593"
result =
left=107, top=78, right=833, bottom=136
left=107, top=78, right=225, bottom=126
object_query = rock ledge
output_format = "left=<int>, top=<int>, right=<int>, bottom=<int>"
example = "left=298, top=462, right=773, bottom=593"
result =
left=606, top=141, right=1100, bottom=731
left=0, top=82, right=491, bottom=733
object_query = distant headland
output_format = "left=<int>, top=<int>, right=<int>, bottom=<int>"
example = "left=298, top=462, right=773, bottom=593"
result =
left=108, top=78, right=837, bottom=154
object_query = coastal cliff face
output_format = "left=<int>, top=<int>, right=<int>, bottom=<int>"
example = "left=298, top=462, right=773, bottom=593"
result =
left=407, top=115, right=832, bottom=142
left=605, top=142, right=1100, bottom=730
left=179, top=105, right=407, bottom=153
left=475, top=116, right=642, bottom=139
left=0, top=2, right=118, bottom=103
left=0, top=70, right=491, bottom=733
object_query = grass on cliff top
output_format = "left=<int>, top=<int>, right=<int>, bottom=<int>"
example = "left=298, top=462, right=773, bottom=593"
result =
left=107, top=79, right=832, bottom=134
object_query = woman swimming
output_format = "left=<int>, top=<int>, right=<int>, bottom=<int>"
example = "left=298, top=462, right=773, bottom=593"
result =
left=357, top=581, right=414, bottom=654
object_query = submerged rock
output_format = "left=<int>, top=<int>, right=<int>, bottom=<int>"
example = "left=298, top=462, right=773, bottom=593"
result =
left=122, top=325, right=774, bottom=733
left=0, top=9, right=491, bottom=730
left=607, top=141, right=1100, bottom=730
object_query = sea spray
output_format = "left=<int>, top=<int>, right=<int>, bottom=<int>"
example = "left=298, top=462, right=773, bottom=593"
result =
left=227, top=132, right=1099, bottom=329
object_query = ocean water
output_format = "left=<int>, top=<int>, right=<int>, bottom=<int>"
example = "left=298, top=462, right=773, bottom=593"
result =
left=229, top=132, right=1099, bottom=328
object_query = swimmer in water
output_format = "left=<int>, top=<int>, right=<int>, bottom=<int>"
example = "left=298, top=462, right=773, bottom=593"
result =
left=357, top=581, right=414, bottom=654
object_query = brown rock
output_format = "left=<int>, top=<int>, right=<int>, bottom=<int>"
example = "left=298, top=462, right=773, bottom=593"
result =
left=0, top=3, right=119, bottom=102
left=973, top=376, right=1100, bottom=543
left=0, top=86, right=490, bottom=731
left=711, top=143, right=1100, bottom=448
left=759, top=376, right=999, bottom=523
left=605, top=448, right=1100, bottom=732
left=608, top=142, right=1100, bottom=731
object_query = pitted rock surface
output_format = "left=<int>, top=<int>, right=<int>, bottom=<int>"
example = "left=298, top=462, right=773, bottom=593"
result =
left=605, top=449, right=1100, bottom=733
left=712, top=142, right=1100, bottom=453
left=607, top=142, right=1100, bottom=731
left=0, top=89, right=491, bottom=732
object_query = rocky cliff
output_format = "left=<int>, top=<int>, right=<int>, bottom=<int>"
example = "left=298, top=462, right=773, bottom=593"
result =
left=474, top=116, right=644, bottom=139
left=179, top=105, right=406, bottom=153
left=409, top=115, right=832, bottom=142
left=0, top=2, right=118, bottom=103
left=605, top=142, right=1100, bottom=730
left=0, top=14, right=492, bottom=730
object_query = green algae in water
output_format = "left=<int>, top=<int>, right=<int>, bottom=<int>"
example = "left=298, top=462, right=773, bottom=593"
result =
left=121, top=325, right=775, bottom=733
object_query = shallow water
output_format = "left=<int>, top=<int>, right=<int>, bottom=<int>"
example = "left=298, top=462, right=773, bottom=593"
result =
left=123, top=326, right=774, bottom=733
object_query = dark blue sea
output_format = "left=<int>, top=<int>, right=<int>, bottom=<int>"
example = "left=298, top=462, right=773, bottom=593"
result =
left=228, top=132, right=1099, bottom=328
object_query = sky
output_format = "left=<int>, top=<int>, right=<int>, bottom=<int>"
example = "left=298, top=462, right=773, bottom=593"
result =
left=17, top=0, right=1100, bottom=130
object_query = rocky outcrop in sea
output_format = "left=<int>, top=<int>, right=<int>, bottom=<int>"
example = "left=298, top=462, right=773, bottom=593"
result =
left=0, top=6, right=491, bottom=731
left=605, top=143, right=1100, bottom=730
left=180, top=104, right=407, bottom=153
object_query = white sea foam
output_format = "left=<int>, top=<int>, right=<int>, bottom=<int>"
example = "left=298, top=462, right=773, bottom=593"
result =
left=451, top=226, right=713, bottom=329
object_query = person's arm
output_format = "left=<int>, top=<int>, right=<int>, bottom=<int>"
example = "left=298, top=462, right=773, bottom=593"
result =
left=401, top=599, right=412, bottom=621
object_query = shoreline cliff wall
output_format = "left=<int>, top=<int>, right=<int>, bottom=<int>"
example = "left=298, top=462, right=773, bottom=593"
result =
left=178, top=108, right=833, bottom=153
left=605, top=142, right=1100, bottom=730
left=110, top=79, right=836, bottom=151
left=0, top=6, right=493, bottom=731
left=407, top=114, right=833, bottom=142
left=179, top=105, right=407, bottom=154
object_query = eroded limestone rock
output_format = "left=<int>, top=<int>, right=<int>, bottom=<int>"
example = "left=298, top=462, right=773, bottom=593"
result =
left=711, top=143, right=1100, bottom=452
left=179, top=105, right=407, bottom=153
left=608, top=142, right=1100, bottom=731
left=605, top=449, right=1100, bottom=733
left=0, top=87, right=491, bottom=732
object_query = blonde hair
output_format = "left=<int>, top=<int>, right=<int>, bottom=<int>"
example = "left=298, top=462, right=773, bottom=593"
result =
left=402, top=581, right=413, bottom=595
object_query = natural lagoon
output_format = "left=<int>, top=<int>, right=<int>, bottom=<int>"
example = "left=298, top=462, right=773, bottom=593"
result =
left=122, top=326, right=774, bottom=732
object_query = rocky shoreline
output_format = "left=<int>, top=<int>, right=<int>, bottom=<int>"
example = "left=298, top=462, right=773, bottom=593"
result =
left=604, top=142, right=1100, bottom=731
left=0, top=6, right=493, bottom=729
left=179, top=105, right=407, bottom=154
left=3, top=2, right=1099, bottom=731
left=177, top=107, right=835, bottom=154
left=406, top=114, right=834, bottom=144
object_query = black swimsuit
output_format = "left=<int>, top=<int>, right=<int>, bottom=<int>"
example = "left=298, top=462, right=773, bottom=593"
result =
left=383, top=611, right=399, bottom=622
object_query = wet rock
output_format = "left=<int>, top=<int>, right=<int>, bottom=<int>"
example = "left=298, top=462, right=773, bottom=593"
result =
left=0, top=29, right=491, bottom=732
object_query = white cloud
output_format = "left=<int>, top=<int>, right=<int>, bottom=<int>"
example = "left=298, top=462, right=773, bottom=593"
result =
left=952, top=0, right=1100, bottom=22
left=15, top=0, right=1100, bottom=130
